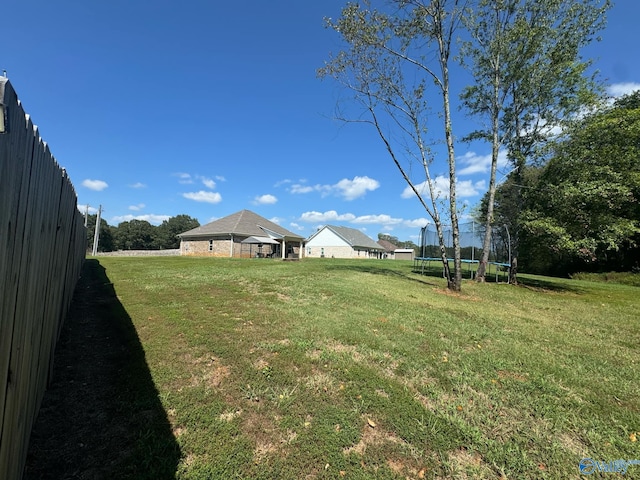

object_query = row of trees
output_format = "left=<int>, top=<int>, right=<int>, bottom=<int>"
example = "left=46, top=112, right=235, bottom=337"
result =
left=377, top=233, right=419, bottom=251
left=85, top=214, right=200, bottom=252
left=320, top=0, right=611, bottom=290
left=479, top=91, right=640, bottom=276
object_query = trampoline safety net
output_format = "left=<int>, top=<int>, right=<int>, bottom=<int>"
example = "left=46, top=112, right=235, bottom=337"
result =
left=415, top=222, right=511, bottom=280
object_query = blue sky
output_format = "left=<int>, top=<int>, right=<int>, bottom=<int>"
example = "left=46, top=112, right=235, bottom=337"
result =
left=3, top=1, right=639, bottom=243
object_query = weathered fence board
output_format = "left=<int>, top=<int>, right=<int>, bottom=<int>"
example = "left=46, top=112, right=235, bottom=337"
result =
left=0, top=78, right=86, bottom=480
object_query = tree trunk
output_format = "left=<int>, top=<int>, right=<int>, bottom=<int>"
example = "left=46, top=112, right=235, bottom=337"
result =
left=509, top=256, right=518, bottom=285
left=476, top=55, right=501, bottom=283
left=437, top=3, right=462, bottom=292
left=476, top=137, right=500, bottom=282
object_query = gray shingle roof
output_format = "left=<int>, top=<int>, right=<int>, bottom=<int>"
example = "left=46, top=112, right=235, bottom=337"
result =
left=178, top=209, right=304, bottom=240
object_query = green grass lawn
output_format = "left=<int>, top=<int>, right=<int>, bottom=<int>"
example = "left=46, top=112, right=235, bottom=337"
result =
left=97, top=257, right=639, bottom=479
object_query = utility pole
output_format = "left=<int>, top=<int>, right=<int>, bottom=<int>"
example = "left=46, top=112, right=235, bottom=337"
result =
left=92, top=205, right=102, bottom=256
left=84, top=204, right=89, bottom=227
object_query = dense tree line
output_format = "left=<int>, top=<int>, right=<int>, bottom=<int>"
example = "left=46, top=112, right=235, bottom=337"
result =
left=478, top=91, right=640, bottom=276
left=85, top=214, right=200, bottom=252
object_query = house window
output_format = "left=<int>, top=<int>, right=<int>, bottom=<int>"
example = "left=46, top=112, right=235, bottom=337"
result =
left=208, top=240, right=214, bottom=251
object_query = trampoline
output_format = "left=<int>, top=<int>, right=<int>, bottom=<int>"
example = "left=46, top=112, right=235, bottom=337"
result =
left=413, top=222, right=511, bottom=282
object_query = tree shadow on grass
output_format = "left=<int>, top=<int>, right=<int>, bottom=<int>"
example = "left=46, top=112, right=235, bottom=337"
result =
left=328, top=262, right=586, bottom=294
left=24, top=259, right=181, bottom=480
left=516, top=274, right=588, bottom=294
left=325, top=262, right=439, bottom=287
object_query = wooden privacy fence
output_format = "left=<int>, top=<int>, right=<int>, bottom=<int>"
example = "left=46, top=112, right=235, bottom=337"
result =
left=0, top=78, right=86, bottom=480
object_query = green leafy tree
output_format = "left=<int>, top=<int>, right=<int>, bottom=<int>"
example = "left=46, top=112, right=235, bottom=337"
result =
left=378, top=233, right=400, bottom=245
left=155, top=215, right=200, bottom=249
left=114, top=220, right=156, bottom=250
left=378, top=233, right=419, bottom=254
left=523, top=91, right=640, bottom=273
left=320, top=0, right=464, bottom=291
left=398, top=240, right=420, bottom=253
left=461, top=0, right=610, bottom=283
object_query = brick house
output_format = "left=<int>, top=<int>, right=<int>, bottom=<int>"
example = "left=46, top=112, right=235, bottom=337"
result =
left=178, top=209, right=305, bottom=258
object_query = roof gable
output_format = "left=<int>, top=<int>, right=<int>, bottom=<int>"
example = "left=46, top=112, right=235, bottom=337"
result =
left=306, top=227, right=350, bottom=247
left=178, top=209, right=304, bottom=239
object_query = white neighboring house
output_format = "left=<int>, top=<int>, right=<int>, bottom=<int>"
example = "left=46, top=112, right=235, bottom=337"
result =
left=305, top=225, right=385, bottom=259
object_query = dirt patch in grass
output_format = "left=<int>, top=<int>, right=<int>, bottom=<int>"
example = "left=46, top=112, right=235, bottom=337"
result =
left=303, top=370, right=336, bottom=393
left=237, top=409, right=295, bottom=464
left=497, top=370, right=529, bottom=382
left=343, top=419, right=406, bottom=456
left=344, top=420, right=429, bottom=478
left=23, top=259, right=180, bottom=480
left=557, top=432, right=589, bottom=457
left=446, top=447, right=495, bottom=478
left=185, top=354, right=231, bottom=388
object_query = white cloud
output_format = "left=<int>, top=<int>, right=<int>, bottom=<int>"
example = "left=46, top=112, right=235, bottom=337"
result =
left=457, top=150, right=509, bottom=176
left=401, top=178, right=445, bottom=199
left=274, top=179, right=292, bottom=187
left=289, top=222, right=305, bottom=231
left=290, top=176, right=380, bottom=200
left=129, top=182, right=146, bottom=189
left=300, top=210, right=429, bottom=231
left=110, top=214, right=171, bottom=226
left=200, top=176, right=216, bottom=189
left=404, top=217, right=431, bottom=228
left=300, top=210, right=356, bottom=223
left=254, top=194, right=278, bottom=205
left=607, top=82, right=640, bottom=98
left=401, top=176, right=485, bottom=200
left=77, top=204, right=98, bottom=214
left=174, top=173, right=194, bottom=184
left=129, top=203, right=145, bottom=211
left=458, top=179, right=486, bottom=197
left=183, top=191, right=222, bottom=204
left=351, top=214, right=403, bottom=225
left=297, top=211, right=437, bottom=237
left=269, top=216, right=283, bottom=225
left=82, top=179, right=108, bottom=191
left=290, top=183, right=316, bottom=194
left=335, top=176, right=380, bottom=200
left=176, top=173, right=224, bottom=188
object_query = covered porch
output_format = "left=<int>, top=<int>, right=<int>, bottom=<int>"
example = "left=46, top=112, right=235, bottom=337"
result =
left=240, top=235, right=303, bottom=259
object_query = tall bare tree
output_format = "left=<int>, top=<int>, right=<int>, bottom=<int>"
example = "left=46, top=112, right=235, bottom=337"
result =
left=319, top=0, right=465, bottom=291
